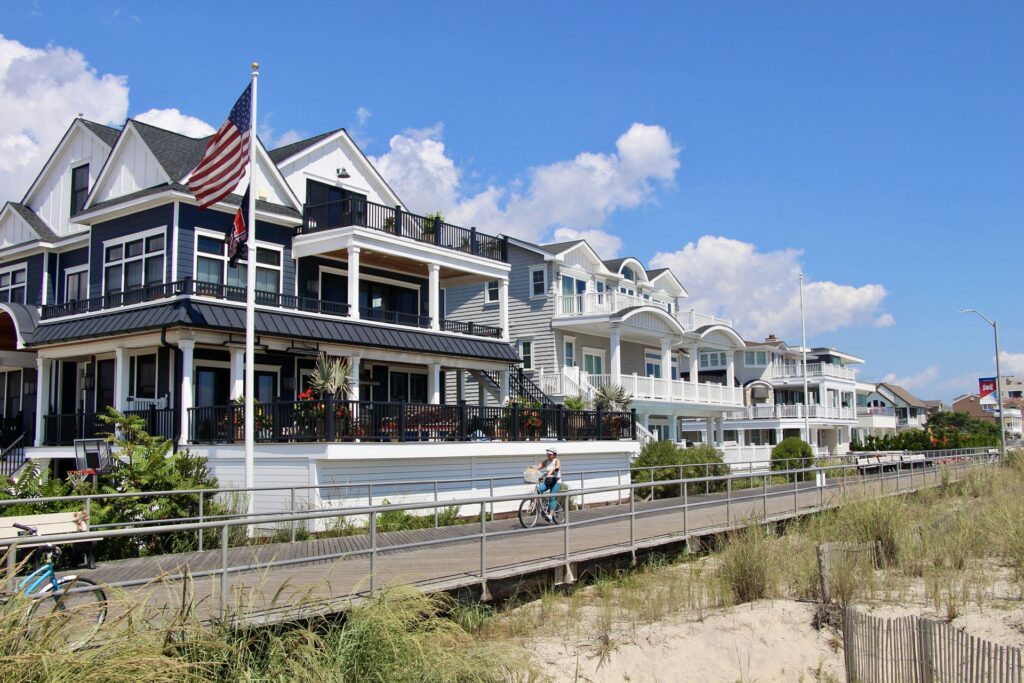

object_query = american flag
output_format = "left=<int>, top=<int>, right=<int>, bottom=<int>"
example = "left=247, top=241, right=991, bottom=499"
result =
left=188, top=84, right=252, bottom=208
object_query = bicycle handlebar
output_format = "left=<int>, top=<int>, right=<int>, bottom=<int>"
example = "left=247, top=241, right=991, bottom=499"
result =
left=12, top=523, right=37, bottom=535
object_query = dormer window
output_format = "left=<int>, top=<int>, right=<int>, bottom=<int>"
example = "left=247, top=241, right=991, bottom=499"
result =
left=622, top=266, right=636, bottom=282
left=70, top=164, right=89, bottom=216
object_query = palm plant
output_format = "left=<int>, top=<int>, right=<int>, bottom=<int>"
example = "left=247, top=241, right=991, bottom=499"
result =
left=309, top=352, right=353, bottom=399
left=593, top=384, right=632, bottom=412
left=563, top=394, right=590, bottom=411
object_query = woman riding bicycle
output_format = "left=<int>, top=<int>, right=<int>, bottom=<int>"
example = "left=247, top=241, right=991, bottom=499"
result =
left=535, top=448, right=561, bottom=523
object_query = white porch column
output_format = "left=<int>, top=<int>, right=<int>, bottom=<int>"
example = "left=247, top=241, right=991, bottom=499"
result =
left=610, top=326, right=621, bottom=386
left=689, top=347, right=700, bottom=385
left=428, top=263, right=440, bottom=332
left=114, top=347, right=128, bottom=411
left=178, top=340, right=195, bottom=442
left=34, top=357, right=51, bottom=447
left=726, top=352, right=735, bottom=388
left=428, top=362, right=441, bottom=404
left=347, top=246, right=361, bottom=321
left=738, top=429, right=746, bottom=446
left=230, top=348, right=244, bottom=400
left=500, top=368, right=511, bottom=404
left=499, top=278, right=509, bottom=340
left=349, top=355, right=361, bottom=402
left=668, top=415, right=678, bottom=443
left=660, top=337, right=673, bottom=395
left=715, top=417, right=725, bottom=445
left=775, top=428, right=784, bottom=445
left=705, top=417, right=714, bottom=445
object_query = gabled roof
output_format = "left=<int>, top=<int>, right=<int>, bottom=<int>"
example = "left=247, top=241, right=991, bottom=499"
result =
left=878, top=383, right=928, bottom=409
left=130, top=119, right=211, bottom=181
left=79, top=120, right=121, bottom=147
left=79, top=182, right=300, bottom=221
left=268, top=129, right=342, bottom=164
left=6, top=203, right=59, bottom=242
left=537, top=239, right=586, bottom=255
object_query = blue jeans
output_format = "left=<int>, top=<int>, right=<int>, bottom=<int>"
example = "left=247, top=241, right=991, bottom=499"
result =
left=536, top=478, right=560, bottom=512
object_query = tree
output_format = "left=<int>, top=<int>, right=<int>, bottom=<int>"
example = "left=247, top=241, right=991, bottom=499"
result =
left=632, top=440, right=728, bottom=499
left=771, top=437, right=814, bottom=480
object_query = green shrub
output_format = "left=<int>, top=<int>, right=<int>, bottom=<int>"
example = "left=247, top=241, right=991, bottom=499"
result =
left=632, top=441, right=727, bottom=499
left=771, top=437, right=814, bottom=479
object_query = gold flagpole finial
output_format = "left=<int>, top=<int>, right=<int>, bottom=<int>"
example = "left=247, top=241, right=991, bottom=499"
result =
left=252, top=62, right=260, bottom=72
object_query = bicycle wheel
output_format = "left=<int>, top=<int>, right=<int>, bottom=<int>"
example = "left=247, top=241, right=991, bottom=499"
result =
left=518, top=498, right=539, bottom=528
left=30, top=576, right=107, bottom=650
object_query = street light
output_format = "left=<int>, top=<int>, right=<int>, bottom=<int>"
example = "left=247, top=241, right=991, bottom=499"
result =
left=960, top=309, right=1007, bottom=458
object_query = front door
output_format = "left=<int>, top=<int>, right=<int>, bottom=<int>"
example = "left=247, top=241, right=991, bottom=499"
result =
left=255, top=371, right=276, bottom=405
left=96, top=360, right=115, bottom=412
left=196, top=367, right=230, bottom=406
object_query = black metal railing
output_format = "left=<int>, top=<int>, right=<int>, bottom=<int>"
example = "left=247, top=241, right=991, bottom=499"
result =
left=300, top=197, right=508, bottom=263
left=42, top=408, right=176, bottom=446
left=511, top=366, right=555, bottom=405
left=440, top=319, right=503, bottom=339
left=0, top=434, right=26, bottom=478
left=38, top=279, right=500, bottom=338
left=188, top=399, right=635, bottom=444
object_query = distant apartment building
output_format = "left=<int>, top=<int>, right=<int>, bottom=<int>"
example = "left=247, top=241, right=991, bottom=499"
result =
left=952, top=394, right=1024, bottom=439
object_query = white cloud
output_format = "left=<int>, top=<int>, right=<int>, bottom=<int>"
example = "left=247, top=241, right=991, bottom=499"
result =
left=371, top=122, right=680, bottom=248
left=356, top=106, right=371, bottom=126
left=649, top=235, right=892, bottom=339
left=880, top=366, right=939, bottom=390
left=135, top=108, right=214, bottom=137
left=0, top=34, right=128, bottom=200
left=273, top=129, right=305, bottom=147
left=999, top=351, right=1024, bottom=375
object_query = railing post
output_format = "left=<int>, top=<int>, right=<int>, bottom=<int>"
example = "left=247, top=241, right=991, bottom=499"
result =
left=325, top=395, right=336, bottom=442
left=220, top=524, right=229, bottom=619
left=556, top=404, right=564, bottom=440
left=6, top=539, right=17, bottom=595
left=470, top=226, right=478, bottom=255
left=459, top=402, right=467, bottom=441
left=479, top=500, right=487, bottom=584
left=393, top=205, right=402, bottom=235
left=290, top=488, right=297, bottom=542
left=369, top=511, right=378, bottom=596
left=399, top=401, right=407, bottom=442
left=501, top=235, right=508, bottom=261
left=511, top=404, right=520, bottom=441
left=272, top=397, right=281, bottom=442
left=148, top=403, right=156, bottom=435
left=727, top=477, right=732, bottom=526
left=596, top=409, right=604, bottom=440
left=433, top=482, right=439, bottom=527
left=630, top=408, right=638, bottom=441
left=682, top=481, right=688, bottom=537
left=198, top=492, right=204, bottom=552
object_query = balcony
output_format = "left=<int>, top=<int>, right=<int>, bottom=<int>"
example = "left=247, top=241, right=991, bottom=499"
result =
left=39, top=279, right=503, bottom=338
left=554, top=292, right=731, bottom=332
left=300, top=197, right=507, bottom=263
left=726, top=404, right=858, bottom=421
left=187, top=399, right=635, bottom=444
left=589, top=373, right=744, bottom=407
left=769, top=362, right=856, bottom=381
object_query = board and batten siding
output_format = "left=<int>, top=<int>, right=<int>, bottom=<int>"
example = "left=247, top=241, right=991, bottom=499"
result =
left=27, top=124, right=114, bottom=238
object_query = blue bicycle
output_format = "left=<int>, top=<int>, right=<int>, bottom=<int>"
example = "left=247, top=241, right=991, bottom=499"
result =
left=6, top=523, right=107, bottom=650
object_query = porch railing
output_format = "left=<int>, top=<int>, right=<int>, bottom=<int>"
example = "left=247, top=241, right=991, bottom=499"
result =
left=39, top=278, right=503, bottom=338
left=188, top=399, right=636, bottom=444
left=724, top=404, right=858, bottom=421
left=769, top=362, right=856, bottom=381
left=588, top=373, right=744, bottom=406
left=299, top=197, right=508, bottom=263
left=42, top=407, right=176, bottom=446
left=553, top=292, right=732, bottom=331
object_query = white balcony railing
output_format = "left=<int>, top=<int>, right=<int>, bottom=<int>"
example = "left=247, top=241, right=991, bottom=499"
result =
left=768, top=362, right=856, bottom=381
left=725, top=404, right=858, bottom=421
left=554, top=293, right=731, bottom=332
left=587, top=373, right=744, bottom=407
left=857, top=406, right=895, bottom=417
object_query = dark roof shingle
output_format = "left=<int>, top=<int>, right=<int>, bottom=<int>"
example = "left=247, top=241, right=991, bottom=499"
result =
left=269, top=129, right=342, bottom=164
left=130, top=119, right=211, bottom=181
left=80, top=119, right=121, bottom=147
left=7, top=203, right=59, bottom=242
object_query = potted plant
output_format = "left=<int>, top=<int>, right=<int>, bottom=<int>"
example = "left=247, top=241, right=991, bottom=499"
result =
left=307, top=352, right=354, bottom=440
left=421, top=211, right=444, bottom=239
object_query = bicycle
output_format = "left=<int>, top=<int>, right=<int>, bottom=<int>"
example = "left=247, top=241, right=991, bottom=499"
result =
left=518, top=470, right=565, bottom=528
left=3, top=523, right=107, bottom=650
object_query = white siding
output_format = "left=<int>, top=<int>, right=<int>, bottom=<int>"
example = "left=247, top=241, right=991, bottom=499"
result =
left=93, top=126, right=169, bottom=204
left=0, top=209, right=40, bottom=248
left=25, top=123, right=113, bottom=236
left=278, top=136, right=390, bottom=206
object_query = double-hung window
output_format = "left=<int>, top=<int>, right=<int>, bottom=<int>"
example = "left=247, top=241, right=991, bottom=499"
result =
left=744, top=351, right=768, bottom=367
left=129, top=354, right=158, bottom=399
left=645, top=351, right=663, bottom=379
left=520, top=340, right=533, bottom=370
left=195, top=232, right=281, bottom=303
left=0, top=267, right=26, bottom=304
left=530, top=268, right=546, bottom=298
left=700, top=351, right=728, bottom=369
left=104, top=232, right=165, bottom=301
left=65, top=267, right=89, bottom=307
left=485, top=280, right=499, bottom=303
left=70, top=164, right=89, bottom=216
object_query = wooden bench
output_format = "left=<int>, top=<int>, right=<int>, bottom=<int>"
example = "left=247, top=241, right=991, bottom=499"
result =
left=0, top=511, right=94, bottom=568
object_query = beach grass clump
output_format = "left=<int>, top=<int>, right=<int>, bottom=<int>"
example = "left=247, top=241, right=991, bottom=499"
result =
left=717, top=523, right=779, bottom=604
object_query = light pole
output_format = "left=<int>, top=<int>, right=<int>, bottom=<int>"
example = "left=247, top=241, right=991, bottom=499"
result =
left=960, top=309, right=1007, bottom=458
left=799, top=273, right=811, bottom=447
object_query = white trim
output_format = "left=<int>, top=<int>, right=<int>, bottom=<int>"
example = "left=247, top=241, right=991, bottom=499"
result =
left=63, top=264, right=89, bottom=304
left=484, top=279, right=499, bottom=304
left=563, top=335, right=577, bottom=368
left=0, top=263, right=28, bottom=303
left=518, top=338, right=534, bottom=371
left=528, top=265, right=547, bottom=299
left=582, top=346, right=606, bottom=375
left=40, top=252, right=49, bottom=307
left=192, top=227, right=284, bottom=295
left=170, top=201, right=179, bottom=282
left=100, top=226, right=167, bottom=296
left=318, top=263, right=421, bottom=296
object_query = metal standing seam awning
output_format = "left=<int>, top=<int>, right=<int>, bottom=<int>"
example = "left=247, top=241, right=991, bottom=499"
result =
left=28, top=300, right=521, bottom=363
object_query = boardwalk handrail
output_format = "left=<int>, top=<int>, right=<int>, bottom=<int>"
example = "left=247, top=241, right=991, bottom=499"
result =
left=1, top=450, right=996, bottom=621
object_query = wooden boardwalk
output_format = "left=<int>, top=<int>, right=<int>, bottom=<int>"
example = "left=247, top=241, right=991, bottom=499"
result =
left=77, top=464, right=973, bottom=625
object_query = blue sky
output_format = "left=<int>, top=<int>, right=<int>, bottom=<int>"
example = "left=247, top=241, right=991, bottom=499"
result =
left=2, top=1, right=1022, bottom=401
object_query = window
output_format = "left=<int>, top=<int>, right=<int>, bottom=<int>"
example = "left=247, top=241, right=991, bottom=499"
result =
left=0, top=267, right=26, bottom=304
left=744, top=351, right=768, bottom=367
left=104, top=232, right=165, bottom=295
left=70, top=164, right=89, bottom=216
left=700, top=351, right=728, bottom=369
left=129, top=354, right=157, bottom=399
left=563, top=337, right=576, bottom=368
left=485, top=280, right=499, bottom=303
left=596, top=281, right=605, bottom=304
left=645, top=351, right=662, bottom=379
left=520, top=340, right=533, bottom=370
left=622, top=266, right=636, bottom=282
left=195, top=231, right=281, bottom=298
left=583, top=349, right=604, bottom=375
left=65, top=267, right=88, bottom=304
left=530, top=268, right=546, bottom=298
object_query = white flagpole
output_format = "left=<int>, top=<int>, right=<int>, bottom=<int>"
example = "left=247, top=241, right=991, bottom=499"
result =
left=799, top=272, right=811, bottom=446
left=244, top=62, right=259, bottom=521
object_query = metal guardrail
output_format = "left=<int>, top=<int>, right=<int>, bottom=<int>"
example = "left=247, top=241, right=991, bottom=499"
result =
left=0, top=449, right=996, bottom=621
